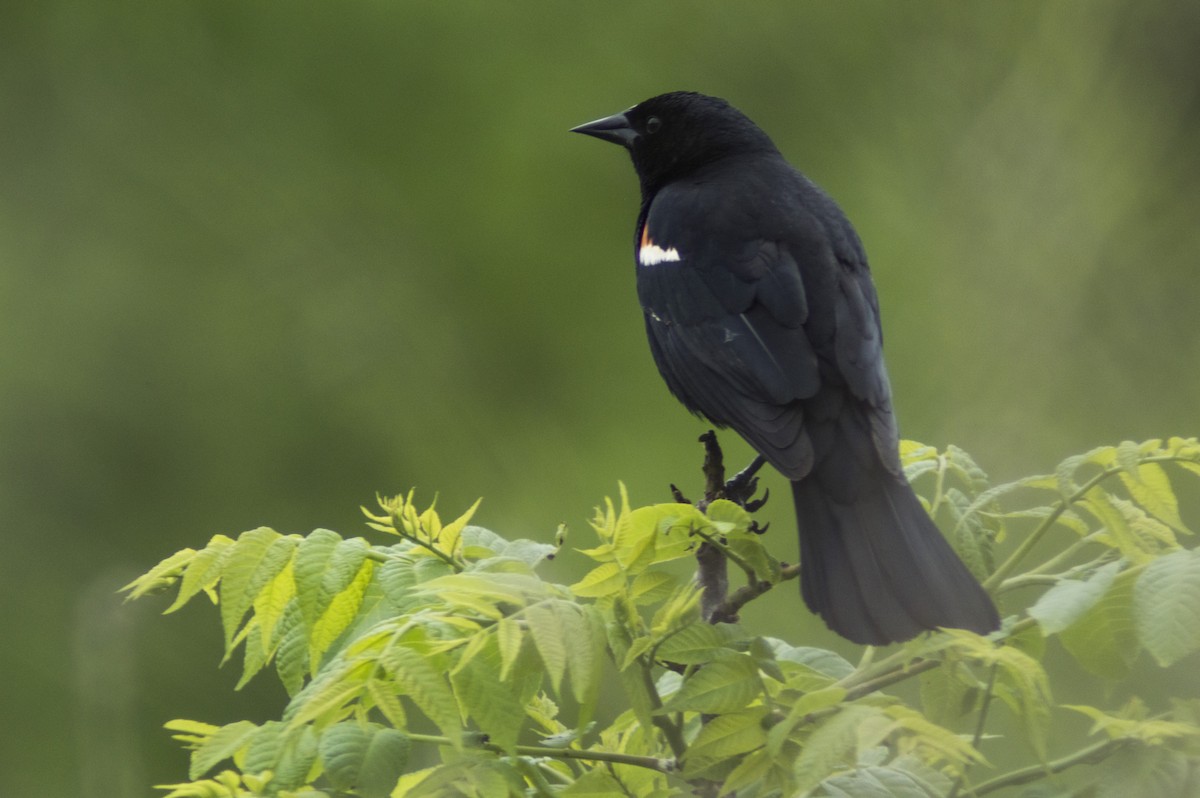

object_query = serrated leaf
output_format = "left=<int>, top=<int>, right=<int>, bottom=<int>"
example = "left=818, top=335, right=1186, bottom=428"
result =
left=1134, top=548, right=1200, bottom=666
left=320, top=723, right=409, bottom=798
left=919, top=661, right=974, bottom=727
left=769, top=642, right=856, bottom=679
left=1095, top=744, right=1193, bottom=798
left=236, top=621, right=267, bottom=689
left=274, top=602, right=309, bottom=694
left=570, top=562, right=625, bottom=598
left=884, top=704, right=986, bottom=766
left=683, top=707, right=768, bottom=777
left=720, top=748, right=777, bottom=795
left=495, top=617, right=522, bottom=680
left=655, top=622, right=742, bottom=665
left=705, top=499, right=752, bottom=536
left=319, top=722, right=371, bottom=790
left=1060, top=566, right=1140, bottom=679
left=1056, top=453, right=1087, bottom=498
left=273, top=725, right=319, bottom=790
left=498, top=538, right=556, bottom=567
left=309, top=556, right=374, bottom=670
left=525, top=600, right=578, bottom=695
left=726, top=536, right=781, bottom=583
left=821, top=765, right=945, bottom=798
left=242, top=721, right=286, bottom=774
left=1082, top=493, right=1154, bottom=563
left=366, top=679, right=407, bottom=729
left=382, top=645, right=462, bottom=742
left=449, top=637, right=526, bottom=751
left=793, top=705, right=880, bottom=794
left=188, top=721, right=258, bottom=779
left=437, top=498, right=481, bottom=561
left=218, top=528, right=284, bottom=650
left=123, top=548, right=197, bottom=600
left=1120, top=462, right=1186, bottom=532
left=568, top=605, right=606, bottom=723
left=630, top=570, right=677, bottom=605
left=166, top=535, right=236, bottom=613
left=1063, top=704, right=1200, bottom=744
left=766, top=685, right=847, bottom=755
left=253, top=563, right=297, bottom=654
left=661, top=655, right=760, bottom=714
left=649, top=582, right=703, bottom=635
left=1029, top=561, right=1122, bottom=634
left=293, top=529, right=343, bottom=627
left=992, top=647, right=1054, bottom=760
left=559, top=768, right=628, bottom=796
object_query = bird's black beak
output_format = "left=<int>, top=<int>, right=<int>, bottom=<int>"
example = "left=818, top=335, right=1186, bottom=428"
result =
left=570, top=111, right=638, bottom=147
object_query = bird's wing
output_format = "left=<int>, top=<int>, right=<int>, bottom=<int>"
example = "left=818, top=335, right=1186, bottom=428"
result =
left=636, top=175, right=898, bottom=481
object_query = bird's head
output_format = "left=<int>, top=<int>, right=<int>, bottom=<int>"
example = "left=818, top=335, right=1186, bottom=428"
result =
left=571, top=91, right=778, bottom=197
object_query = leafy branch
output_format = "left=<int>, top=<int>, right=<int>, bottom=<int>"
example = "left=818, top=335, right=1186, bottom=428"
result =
left=125, top=436, right=1200, bottom=798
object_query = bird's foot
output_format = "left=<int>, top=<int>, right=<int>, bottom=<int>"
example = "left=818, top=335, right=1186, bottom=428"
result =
left=723, top=455, right=769, bottom=511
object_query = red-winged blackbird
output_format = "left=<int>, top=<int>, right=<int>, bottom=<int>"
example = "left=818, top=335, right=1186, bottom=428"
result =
left=572, top=91, right=999, bottom=645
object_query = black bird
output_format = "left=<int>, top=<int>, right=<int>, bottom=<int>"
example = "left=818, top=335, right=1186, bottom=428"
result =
left=572, top=91, right=999, bottom=645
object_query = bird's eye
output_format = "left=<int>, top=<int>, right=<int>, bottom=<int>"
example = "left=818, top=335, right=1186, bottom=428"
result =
left=644, top=116, right=662, bottom=134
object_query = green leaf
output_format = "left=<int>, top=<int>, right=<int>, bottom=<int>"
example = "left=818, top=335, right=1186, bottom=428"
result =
left=820, top=765, right=945, bottom=797
left=884, top=705, right=986, bottom=766
left=726, top=536, right=781, bottom=583
left=1134, top=548, right=1200, bottom=666
left=768, top=642, right=855, bottom=679
left=242, top=721, right=286, bottom=774
left=252, top=561, right=297, bottom=653
left=792, top=705, right=881, bottom=795
left=357, top=728, right=410, bottom=798
left=1120, top=462, right=1186, bottom=532
left=569, top=562, right=625, bottom=598
left=568, top=605, right=606, bottom=723
left=719, top=748, right=777, bottom=796
left=1060, top=566, right=1140, bottom=679
left=705, top=499, right=752, bottom=536
left=319, top=722, right=371, bottom=790
left=273, top=725, right=319, bottom=790
left=495, top=617, right=522, bottom=680
left=1082, top=493, right=1154, bottom=563
left=218, top=528, right=285, bottom=650
left=766, top=686, right=847, bottom=755
left=293, top=529, right=343, bottom=628
left=919, top=661, right=975, bottom=727
left=660, top=655, right=760, bottom=714
left=382, top=644, right=462, bottom=742
left=449, top=637, right=526, bottom=751
left=630, top=570, right=677, bottom=605
left=274, top=601, right=309, bottom=694
left=1028, top=561, right=1122, bottom=634
left=122, top=547, right=196, bottom=600
left=525, top=599, right=580, bottom=695
left=188, top=721, right=258, bottom=779
left=166, top=535, right=235, bottom=613
left=320, top=722, right=410, bottom=798
left=1063, top=704, right=1200, bottom=744
left=991, top=646, right=1054, bottom=760
left=497, top=538, right=556, bottom=567
left=682, top=707, right=768, bottom=777
left=559, top=768, right=629, bottom=796
left=655, top=622, right=743, bottom=665
left=309, top=555, right=374, bottom=670
left=1095, top=744, right=1194, bottom=798
left=366, top=678, right=407, bottom=729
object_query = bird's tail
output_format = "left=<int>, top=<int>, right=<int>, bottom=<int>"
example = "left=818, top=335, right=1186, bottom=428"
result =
left=792, top=474, right=999, bottom=645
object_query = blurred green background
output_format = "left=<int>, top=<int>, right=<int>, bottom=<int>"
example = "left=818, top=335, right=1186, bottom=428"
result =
left=3, top=2, right=1198, bottom=795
